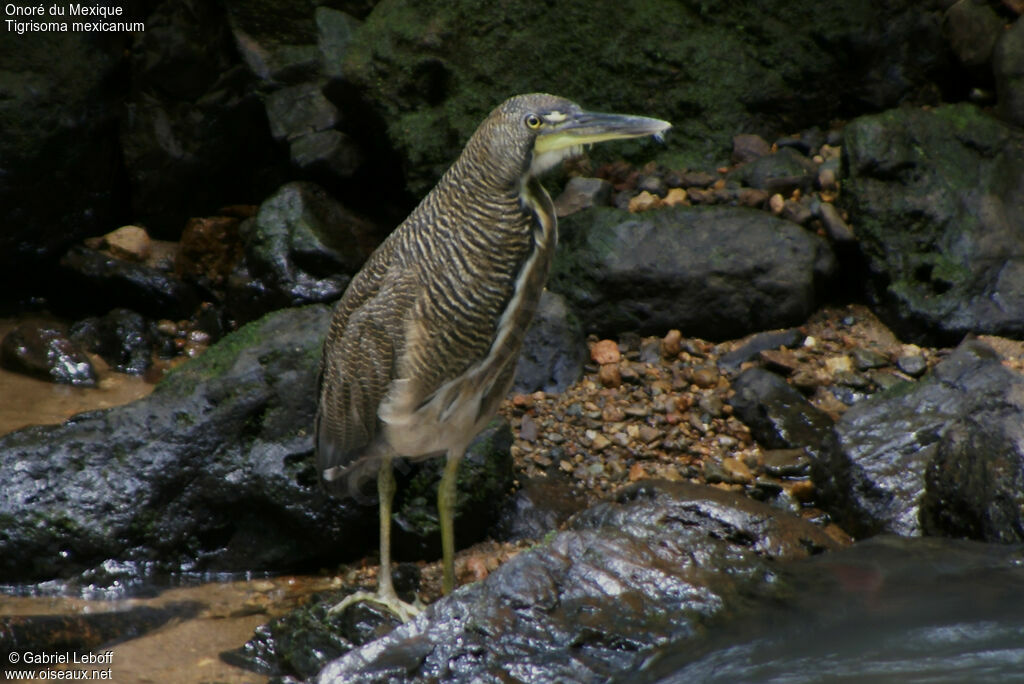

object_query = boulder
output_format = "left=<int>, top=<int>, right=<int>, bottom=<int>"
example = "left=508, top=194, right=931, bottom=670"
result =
left=841, top=103, right=1024, bottom=344
left=549, top=206, right=835, bottom=339
left=0, top=305, right=513, bottom=585
left=814, top=340, right=1024, bottom=540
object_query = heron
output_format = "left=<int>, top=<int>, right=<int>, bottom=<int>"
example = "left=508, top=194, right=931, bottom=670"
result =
left=316, top=93, right=670, bottom=620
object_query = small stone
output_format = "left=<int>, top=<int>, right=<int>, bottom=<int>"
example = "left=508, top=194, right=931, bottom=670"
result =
left=636, top=174, right=667, bottom=197
left=769, top=193, right=785, bottom=214
left=104, top=225, right=152, bottom=262
left=602, top=405, right=626, bottom=422
left=598, top=363, right=621, bottom=387
left=818, top=167, right=837, bottom=191
left=780, top=199, right=813, bottom=225
left=590, top=433, right=612, bottom=451
left=661, top=329, right=682, bottom=358
left=628, top=463, right=646, bottom=482
left=816, top=201, right=855, bottom=244
left=736, top=188, right=771, bottom=207
left=624, top=405, right=651, bottom=418
left=628, top=190, right=662, bottom=213
left=591, top=339, right=621, bottom=365
left=784, top=479, right=816, bottom=503
left=824, top=355, right=853, bottom=374
left=611, top=432, right=630, bottom=448
left=732, top=133, right=772, bottom=164
left=691, top=366, right=719, bottom=388
left=896, top=353, right=928, bottom=377
left=762, top=448, right=811, bottom=477
left=559, top=460, right=574, bottom=473
left=851, top=347, right=889, bottom=371
left=721, top=457, right=753, bottom=484
left=678, top=170, right=717, bottom=188
left=553, top=177, right=613, bottom=217
left=637, top=425, right=663, bottom=443
left=662, top=188, right=688, bottom=206
left=545, top=432, right=566, bottom=444
left=511, top=393, right=534, bottom=408
left=759, top=348, right=800, bottom=374
left=519, top=414, right=539, bottom=441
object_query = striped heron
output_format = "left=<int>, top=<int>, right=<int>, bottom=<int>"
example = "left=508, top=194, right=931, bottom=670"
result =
left=316, top=93, right=670, bottom=620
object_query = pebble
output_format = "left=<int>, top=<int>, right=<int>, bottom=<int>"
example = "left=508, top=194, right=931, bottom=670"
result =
left=851, top=347, right=889, bottom=371
left=896, top=353, right=928, bottom=377
left=628, top=190, right=661, bottom=213
left=103, top=225, right=152, bottom=262
left=591, top=339, right=621, bottom=365
left=661, top=329, right=682, bottom=358
left=519, top=414, right=538, bottom=441
left=598, top=364, right=622, bottom=387
left=691, top=367, right=719, bottom=388
left=663, top=188, right=688, bottom=206
left=824, top=354, right=853, bottom=374
left=769, top=193, right=785, bottom=214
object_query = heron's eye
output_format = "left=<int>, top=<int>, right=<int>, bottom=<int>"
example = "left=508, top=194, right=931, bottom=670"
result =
left=525, top=114, right=542, bottom=130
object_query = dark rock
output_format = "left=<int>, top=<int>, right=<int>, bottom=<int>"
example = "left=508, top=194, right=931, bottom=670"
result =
left=728, top=368, right=835, bottom=462
left=813, top=340, right=1020, bottom=539
left=841, top=104, right=1024, bottom=344
left=850, top=347, right=889, bottom=371
left=896, top=352, right=928, bottom=377
left=492, top=474, right=589, bottom=542
left=391, top=420, right=514, bottom=560
left=729, top=147, right=818, bottom=195
left=551, top=206, right=835, bottom=340
left=775, top=128, right=825, bottom=156
left=944, top=0, right=1005, bottom=66
left=58, top=246, right=200, bottom=320
left=340, top=1, right=954, bottom=197
left=0, top=324, right=96, bottom=387
left=553, top=177, right=613, bottom=217
left=718, top=328, right=805, bottom=374
left=636, top=173, right=668, bottom=197
left=732, top=133, right=772, bottom=164
left=313, top=480, right=842, bottom=683
left=226, top=182, right=375, bottom=323
left=762, top=448, right=813, bottom=478
left=70, top=309, right=153, bottom=375
left=122, top=1, right=287, bottom=235
left=0, top=27, right=127, bottom=295
left=994, top=15, right=1024, bottom=126
left=0, top=306, right=513, bottom=584
left=264, top=82, right=339, bottom=141
left=921, top=367, right=1024, bottom=543
left=224, top=0, right=320, bottom=84
left=814, top=200, right=856, bottom=245
left=512, top=291, right=586, bottom=394
left=289, top=129, right=363, bottom=178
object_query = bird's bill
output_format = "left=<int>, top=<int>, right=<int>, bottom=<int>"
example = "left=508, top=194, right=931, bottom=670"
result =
left=534, top=111, right=672, bottom=154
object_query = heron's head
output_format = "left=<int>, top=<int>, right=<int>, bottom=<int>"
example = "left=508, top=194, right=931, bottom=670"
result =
left=468, top=93, right=672, bottom=185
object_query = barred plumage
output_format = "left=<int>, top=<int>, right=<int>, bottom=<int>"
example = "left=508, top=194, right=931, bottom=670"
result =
left=316, top=93, right=670, bottom=617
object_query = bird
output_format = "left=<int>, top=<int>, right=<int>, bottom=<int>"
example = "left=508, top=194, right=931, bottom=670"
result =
left=315, top=93, right=670, bottom=621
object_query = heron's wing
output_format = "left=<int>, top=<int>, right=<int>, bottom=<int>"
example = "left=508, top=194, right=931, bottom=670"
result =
left=315, top=249, right=414, bottom=495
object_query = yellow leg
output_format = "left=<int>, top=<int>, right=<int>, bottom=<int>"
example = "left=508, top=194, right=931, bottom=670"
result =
left=438, top=448, right=464, bottom=595
left=330, top=451, right=421, bottom=622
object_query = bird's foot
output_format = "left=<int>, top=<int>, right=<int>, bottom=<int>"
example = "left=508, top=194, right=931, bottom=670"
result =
left=328, top=589, right=423, bottom=623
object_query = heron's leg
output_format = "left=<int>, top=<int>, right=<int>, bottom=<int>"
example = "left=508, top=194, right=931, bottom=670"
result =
left=330, top=451, right=422, bottom=622
left=438, top=447, right=465, bottom=595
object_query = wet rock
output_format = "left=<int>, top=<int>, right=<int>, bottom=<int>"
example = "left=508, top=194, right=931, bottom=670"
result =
left=550, top=206, right=835, bottom=340
left=553, top=177, right=613, bottom=217
left=492, top=474, right=589, bottom=542
left=814, top=201, right=856, bottom=245
left=0, top=27, right=126, bottom=294
left=70, top=309, right=153, bottom=375
left=226, top=182, right=375, bottom=323
left=995, top=15, right=1024, bottom=126
left=0, top=323, right=96, bottom=387
left=727, top=368, right=835, bottom=461
left=841, top=104, right=1024, bottom=343
left=0, top=306, right=513, bottom=584
left=58, top=246, right=200, bottom=320
left=718, top=328, right=804, bottom=374
left=512, top=291, right=586, bottom=394
left=314, top=480, right=842, bottom=682
left=814, top=340, right=1020, bottom=539
left=728, top=147, right=818, bottom=195
left=896, top=351, right=928, bottom=377
left=316, top=7, right=363, bottom=79
left=921, top=366, right=1024, bottom=543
